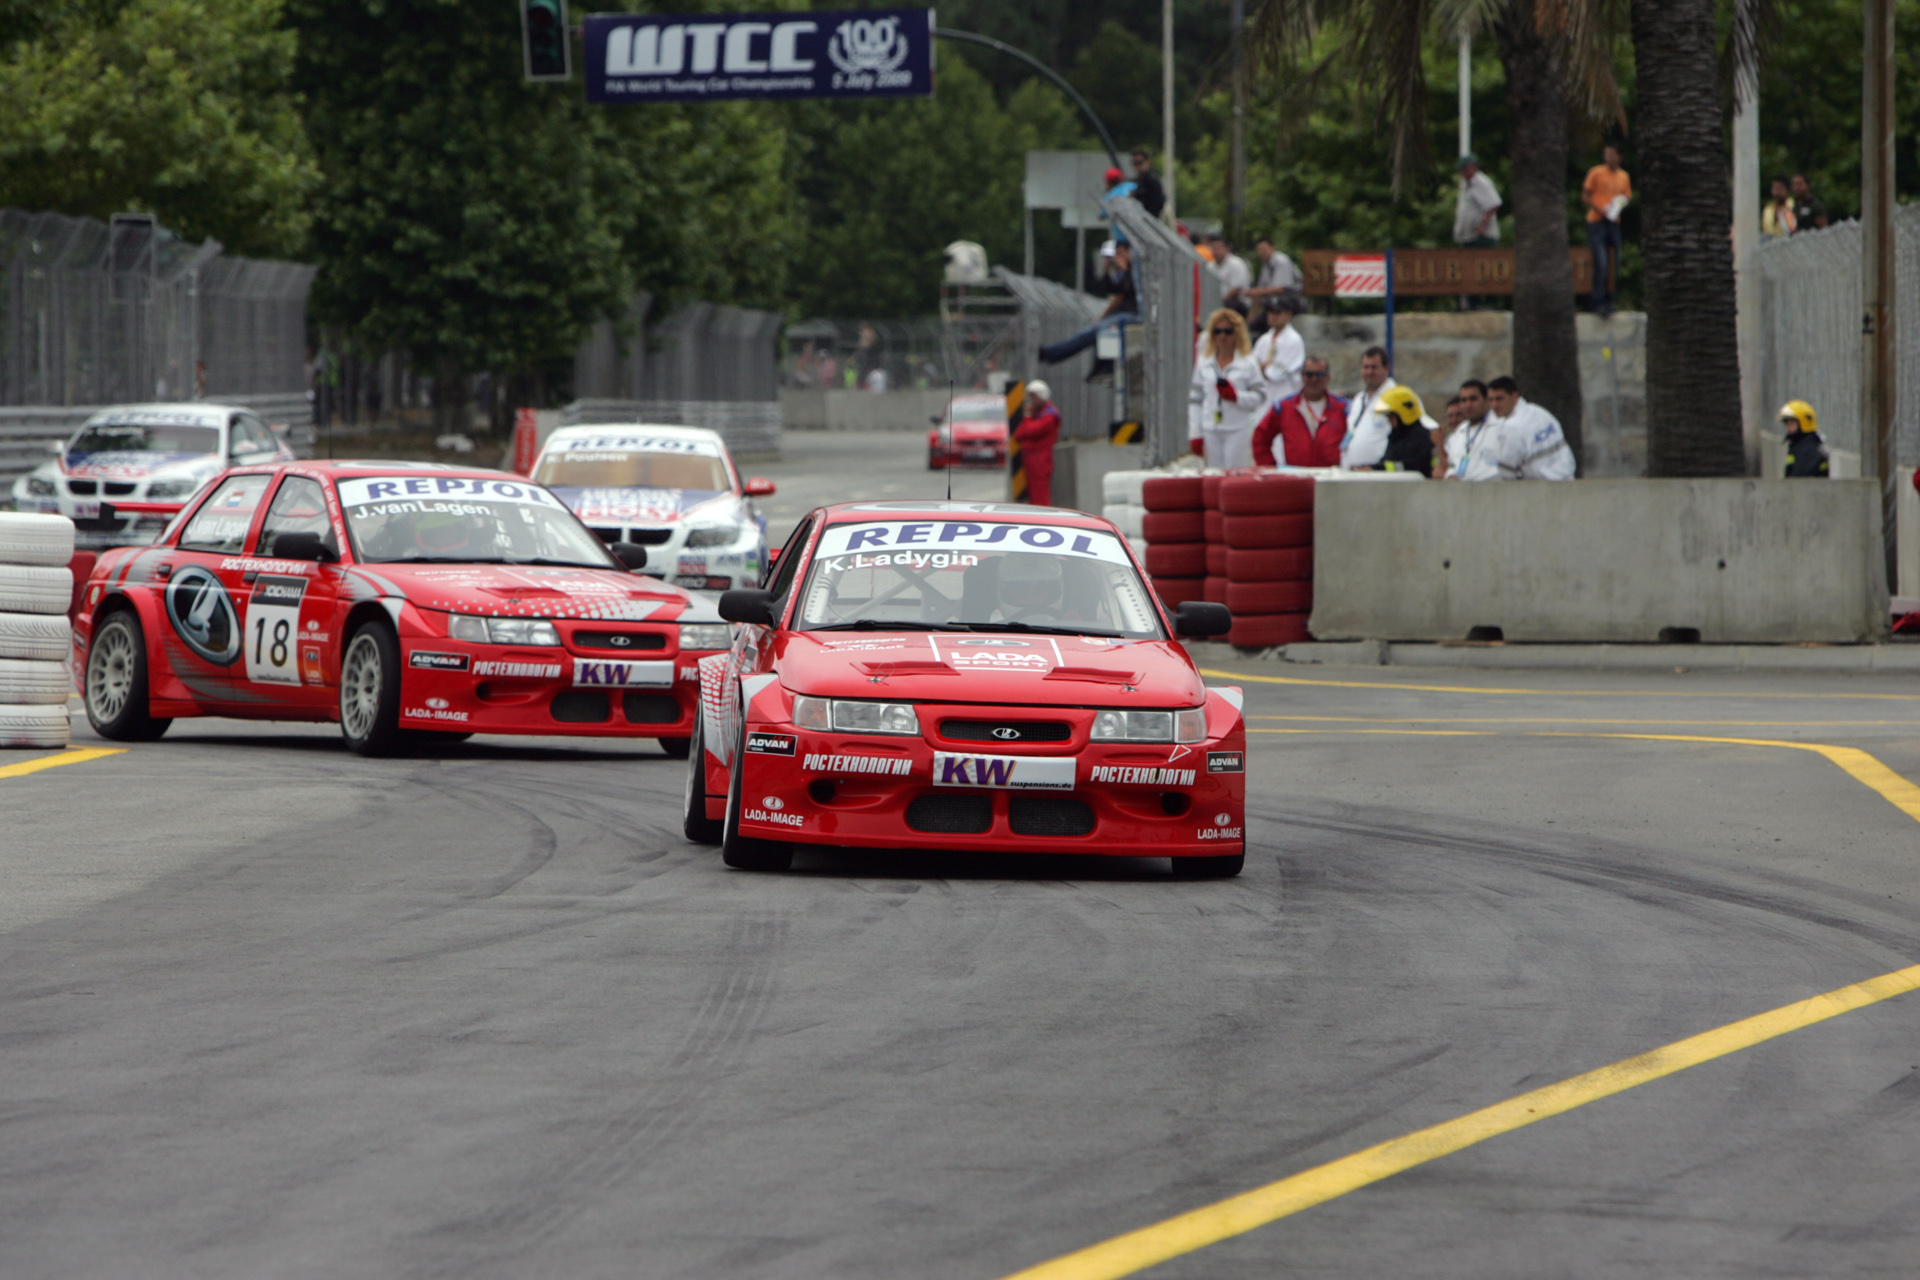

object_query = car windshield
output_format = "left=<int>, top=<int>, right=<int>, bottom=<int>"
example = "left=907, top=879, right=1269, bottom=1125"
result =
left=534, top=436, right=731, bottom=491
left=796, top=520, right=1164, bottom=639
left=70, top=423, right=219, bottom=455
left=336, top=475, right=615, bottom=567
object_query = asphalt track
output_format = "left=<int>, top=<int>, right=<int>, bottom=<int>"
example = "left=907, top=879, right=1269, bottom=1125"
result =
left=5, top=442, right=1920, bottom=1278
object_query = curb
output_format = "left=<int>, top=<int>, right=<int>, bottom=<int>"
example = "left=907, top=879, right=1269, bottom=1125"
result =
left=1205, top=639, right=1920, bottom=675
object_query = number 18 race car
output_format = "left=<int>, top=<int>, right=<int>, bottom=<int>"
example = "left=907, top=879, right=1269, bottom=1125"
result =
left=74, top=461, right=732, bottom=755
left=685, top=501, right=1246, bottom=876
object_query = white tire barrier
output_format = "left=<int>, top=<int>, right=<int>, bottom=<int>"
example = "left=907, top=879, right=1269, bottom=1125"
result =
left=0, top=563, right=72, bottom=615
left=0, top=512, right=77, bottom=567
left=0, top=657, right=70, bottom=705
left=0, top=702, right=69, bottom=748
left=0, top=611, right=70, bottom=662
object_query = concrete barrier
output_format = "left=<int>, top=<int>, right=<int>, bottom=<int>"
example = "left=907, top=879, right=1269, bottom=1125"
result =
left=781, top=389, right=954, bottom=432
left=1310, top=479, right=1890, bottom=644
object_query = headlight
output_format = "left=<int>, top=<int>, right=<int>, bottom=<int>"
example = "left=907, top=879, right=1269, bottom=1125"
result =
left=26, top=477, right=55, bottom=496
left=449, top=614, right=561, bottom=646
left=792, top=695, right=920, bottom=735
left=147, top=479, right=198, bottom=499
left=685, top=522, right=742, bottom=549
left=1092, top=707, right=1208, bottom=743
left=678, top=623, right=733, bottom=650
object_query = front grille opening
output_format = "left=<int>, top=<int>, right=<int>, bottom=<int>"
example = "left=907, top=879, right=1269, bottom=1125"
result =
left=576, top=629, right=667, bottom=651
left=941, top=720, right=1072, bottom=743
left=1008, top=795, right=1096, bottom=837
left=906, top=793, right=993, bottom=834
left=621, top=693, right=679, bottom=724
left=1160, top=792, right=1191, bottom=816
left=589, top=526, right=621, bottom=543
left=628, top=528, right=674, bottom=546
left=808, top=779, right=836, bottom=805
left=104, top=481, right=137, bottom=496
left=552, top=690, right=611, bottom=722
left=67, top=480, right=98, bottom=495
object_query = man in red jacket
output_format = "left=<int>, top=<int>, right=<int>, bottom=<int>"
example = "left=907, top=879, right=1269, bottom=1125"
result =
left=1015, top=379, right=1062, bottom=506
left=1251, top=355, right=1346, bottom=467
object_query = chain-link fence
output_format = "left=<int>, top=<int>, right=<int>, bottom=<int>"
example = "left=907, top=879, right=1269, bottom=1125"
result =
left=1754, top=208, right=1920, bottom=471
left=1108, top=197, right=1221, bottom=466
left=994, top=267, right=1105, bottom=441
left=0, top=208, right=313, bottom=410
left=574, top=296, right=782, bottom=403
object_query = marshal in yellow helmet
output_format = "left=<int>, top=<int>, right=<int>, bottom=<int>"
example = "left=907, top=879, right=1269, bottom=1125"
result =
left=1377, top=385, right=1428, bottom=427
left=1778, top=399, right=1818, bottom=436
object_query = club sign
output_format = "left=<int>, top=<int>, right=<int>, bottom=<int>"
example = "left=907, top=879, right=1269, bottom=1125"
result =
left=584, top=8, right=934, bottom=103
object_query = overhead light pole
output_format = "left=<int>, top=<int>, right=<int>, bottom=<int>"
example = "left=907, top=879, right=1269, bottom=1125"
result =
left=1162, top=0, right=1176, bottom=223
left=1861, top=0, right=1897, bottom=592
left=1733, top=0, right=1761, bottom=476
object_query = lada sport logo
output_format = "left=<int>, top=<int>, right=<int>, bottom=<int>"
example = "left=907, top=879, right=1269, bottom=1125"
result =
left=164, top=566, right=241, bottom=665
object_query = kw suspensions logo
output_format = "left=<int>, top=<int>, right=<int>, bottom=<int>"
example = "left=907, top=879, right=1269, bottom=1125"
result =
left=584, top=8, right=932, bottom=104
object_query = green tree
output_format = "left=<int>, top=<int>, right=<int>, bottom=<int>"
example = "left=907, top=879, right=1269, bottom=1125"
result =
left=0, top=0, right=317, bottom=256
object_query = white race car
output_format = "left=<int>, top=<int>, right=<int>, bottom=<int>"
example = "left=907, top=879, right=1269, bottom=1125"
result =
left=11, top=403, right=292, bottom=548
left=530, top=424, right=775, bottom=594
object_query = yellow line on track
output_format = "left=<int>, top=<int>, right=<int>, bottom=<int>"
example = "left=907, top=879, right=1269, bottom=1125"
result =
left=0, top=747, right=126, bottom=780
left=999, top=726, right=1920, bottom=1279
left=1201, top=666, right=1920, bottom=699
left=1000, top=963, right=1920, bottom=1280
left=1250, top=715, right=1914, bottom=727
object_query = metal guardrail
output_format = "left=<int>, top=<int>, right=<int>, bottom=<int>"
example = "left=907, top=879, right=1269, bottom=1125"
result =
left=993, top=268, right=1105, bottom=440
left=1107, top=197, right=1221, bottom=466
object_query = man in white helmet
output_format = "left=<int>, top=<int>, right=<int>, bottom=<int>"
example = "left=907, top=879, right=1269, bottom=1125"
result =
left=1014, top=379, right=1061, bottom=506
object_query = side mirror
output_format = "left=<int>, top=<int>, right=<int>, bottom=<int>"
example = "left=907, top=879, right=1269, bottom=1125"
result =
left=718, top=588, right=777, bottom=626
left=743, top=477, right=776, bottom=497
left=1173, top=600, right=1233, bottom=639
left=609, top=541, right=649, bottom=571
left=46, top=440, right=63, bottom=456
left=273, top=530, right=338, bottom=563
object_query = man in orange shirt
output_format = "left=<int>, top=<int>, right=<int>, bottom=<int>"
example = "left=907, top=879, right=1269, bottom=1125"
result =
left=1582, top=144, right=1632, bottom=317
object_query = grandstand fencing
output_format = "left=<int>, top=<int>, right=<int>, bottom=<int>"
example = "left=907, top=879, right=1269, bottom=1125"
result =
left=1107, top=196, right=1222, bottom=466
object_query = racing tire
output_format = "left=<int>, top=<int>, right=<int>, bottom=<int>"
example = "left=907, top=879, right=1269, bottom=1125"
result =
left=1203, top=576, right=1230, bottom=605
left=339, top=622, right=406, bottom=757
left=1144, top=542, right=1207, bottom=577
left=1150, top=576, right=1206, bottom=608
left=1171, top=853, right=1244, bottom=878
left=1220, top=474, right=1315, bottom=515
left=659, top=735, right=692, bottom=760
left=1225, top=580, right=1313, bottom=615
left=0, top=563, right=71, bottom=615
left=1203, top=509, right=1225, bottom=543
left=1201, top=474, right=1225, bottom=508
left=0, top=657, right=70, bottom=705
left=1142, top=475, right=1205, bottom=511
left=1227, top=612, right=1312, bottom=649
left=0, top=611, right=70, bottom=661
left=84, top=610, right=171, bottom=742
left=1141, top=510, right=1206, bottom=543
left=722, top=719, right=792, bottom=871
left=1224, top=547, right=1313, bottom=582
left=1221, top=513, right=1314, bottom=549
left=0, top=512, right=77, bottom=567
left=1206, top=543, right=1229, bottom=577
left=682, top=715, right=724, bottom=845
left=0, top=702, right=69, bottom=747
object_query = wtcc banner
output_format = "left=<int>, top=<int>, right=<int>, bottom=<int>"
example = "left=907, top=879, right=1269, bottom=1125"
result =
left=584, top=8, right=933, bottom=103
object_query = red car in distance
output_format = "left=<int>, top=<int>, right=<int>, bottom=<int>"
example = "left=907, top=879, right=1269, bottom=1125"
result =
left=684, top=500, right=1246, bottom=876
left=927, top=394, right=1011, bottom=470
left=73, top=461, right=733, bottom=755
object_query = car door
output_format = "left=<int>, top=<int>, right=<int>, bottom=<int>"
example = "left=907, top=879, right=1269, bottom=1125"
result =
left=240, top=473, right=343, bottom=706
left=160, top=472, right=276, bottom=704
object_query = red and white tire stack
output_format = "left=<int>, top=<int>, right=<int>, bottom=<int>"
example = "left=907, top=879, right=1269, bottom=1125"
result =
left=1201, top=474, right=1229, bottom=606
left=0, top=513, right=77, bottom=748
left=1140, top=475, right=1207, bottom=608
left=1218, top=474, right=1315, bottom=649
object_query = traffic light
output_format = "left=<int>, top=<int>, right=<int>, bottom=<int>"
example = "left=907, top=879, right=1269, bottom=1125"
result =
left=521, top=0, right=571, bottom=81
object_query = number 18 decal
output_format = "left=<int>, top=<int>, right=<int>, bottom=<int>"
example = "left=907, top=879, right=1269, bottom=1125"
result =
left=246, top=574, right=308, bottom=685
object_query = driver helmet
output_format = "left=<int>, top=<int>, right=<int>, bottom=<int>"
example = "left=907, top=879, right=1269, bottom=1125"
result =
left=411, top=510, right=474, bottom=556
left=998, top=553, right=1063, bottom=611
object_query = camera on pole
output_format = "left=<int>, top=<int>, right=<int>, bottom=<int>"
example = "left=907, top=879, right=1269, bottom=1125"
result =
left=521, top=0, right=571, bottom=81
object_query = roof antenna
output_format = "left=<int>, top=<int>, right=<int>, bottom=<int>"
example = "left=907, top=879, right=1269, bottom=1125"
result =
left=945, top=379, right=955, bottom=503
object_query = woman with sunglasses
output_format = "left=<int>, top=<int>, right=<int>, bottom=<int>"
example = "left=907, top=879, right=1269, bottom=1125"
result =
left=1187, top=309, right=1269, bottom=468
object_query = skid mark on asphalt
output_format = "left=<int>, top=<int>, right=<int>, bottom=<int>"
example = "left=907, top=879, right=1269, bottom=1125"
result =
left=0, top=746, right=125, bottom=779
left=997, top=730, right=1920, bottom=1279
left=1201, top=666, right=1920, bottom=699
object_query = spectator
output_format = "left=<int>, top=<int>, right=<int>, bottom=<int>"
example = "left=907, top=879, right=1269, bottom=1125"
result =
left=865, top=366, right=888, bottom=394
left=1790, top=174, right=1829, bottom=233
left=1253, top=355, right=1346, bottom=468
left=1038, top=241, right=1137, bottom=368
left=1453, top=153, right=1502, bottom=248
left=1340, top=345, right=1402, bottom=469
left=1434, top=394, right=1465, bottom=476
left=1245, top=237, right=1304, bottom=317
left=1366, top=388, right=1436, bottom=476
left=1447, top=379, right=1503, bottom=480
left=1188, top=309, right=1270, bottom=468
left=1016, top=380, right=1063, bottom=504
left=1582, top=144, right=1632, bottom=317
left=1762, top=178, right=1797, bottom=238
left=1209, top=234, right=1254, bottom=313
left=1251, top=292, right=1306, bottom=403
left=1129, top=148, right=1167, bottom=218
left=1486, top=375, right=1576, bottom=479
left=1778, top=400, right=1830, bottom=478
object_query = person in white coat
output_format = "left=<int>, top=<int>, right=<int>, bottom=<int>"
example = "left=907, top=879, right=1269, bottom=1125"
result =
left=1340, top=344, right=1401, bottom=469
left=1188, top=309, right=1269, bottom=468
left=1250, top=292, right=1306, bottom=404
left=1485, top=376, right=1576, bottom=479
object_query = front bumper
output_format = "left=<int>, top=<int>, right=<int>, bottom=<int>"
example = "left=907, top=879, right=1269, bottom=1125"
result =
left=399, top=634, right=724, bottom=738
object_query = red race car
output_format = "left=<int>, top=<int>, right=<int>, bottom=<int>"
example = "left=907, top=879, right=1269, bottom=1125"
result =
left=684, top=501, right=1245, bottom=875
left=927, top=395, right=1011, bottom=469
left=73, top=461, right=734, bottom=755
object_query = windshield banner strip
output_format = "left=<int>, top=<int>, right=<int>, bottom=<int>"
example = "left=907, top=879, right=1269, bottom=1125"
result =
left=336, top=476, right=567, bottom=510
left=816, top=521, right=1131, bottom=565
left=549, top=434, right=723, bottom=455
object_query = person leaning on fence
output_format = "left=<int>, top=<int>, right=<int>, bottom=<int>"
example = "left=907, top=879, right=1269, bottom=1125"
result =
left=1015, top=380, right=1063, bottom=505
left=1189, top=309, right=1270, bottom=468
left=1252, top=354, right=1346, bottom=468
left=1486, top=376, right=1577, bottom=479
left=1778, top=400, right=1830, bottom=478
left=1038, top=241, right=1137, bottom=372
